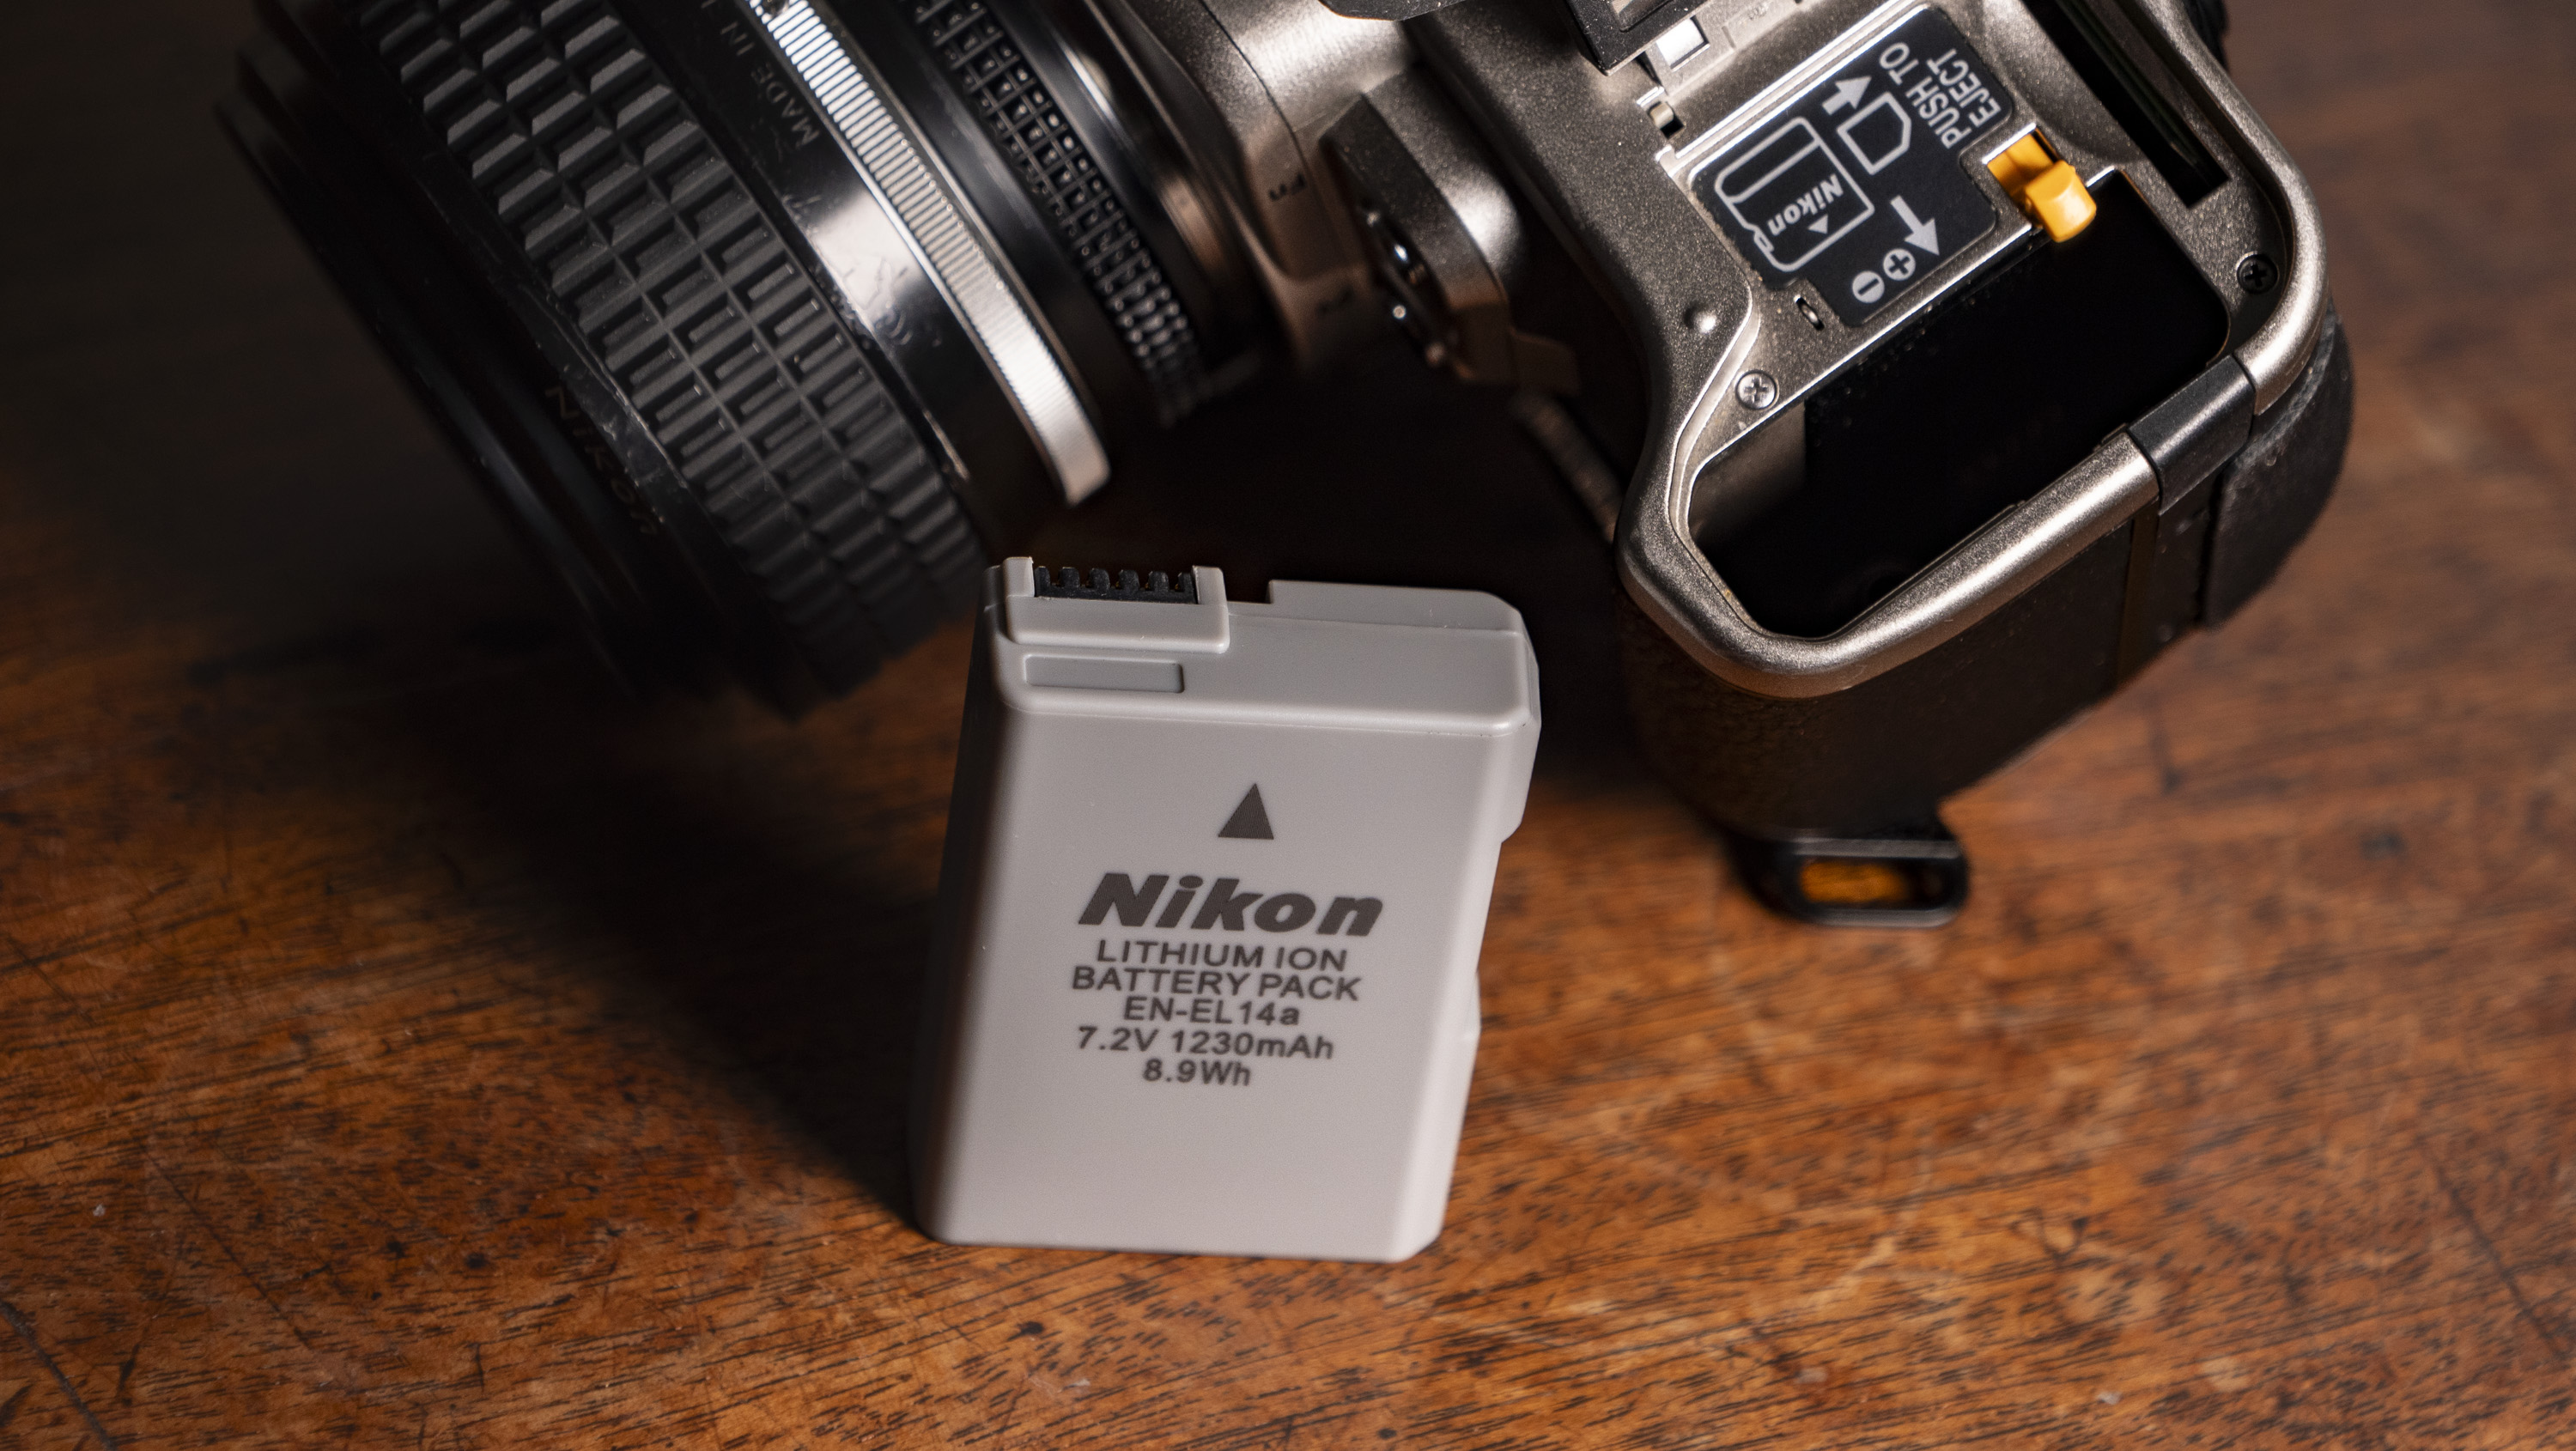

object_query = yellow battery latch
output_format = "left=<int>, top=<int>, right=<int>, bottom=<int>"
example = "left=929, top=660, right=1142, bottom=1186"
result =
left=1988, top=132, right=2097, bottom=242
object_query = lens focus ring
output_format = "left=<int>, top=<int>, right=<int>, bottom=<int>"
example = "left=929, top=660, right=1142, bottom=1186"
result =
left=355, top=0, right=985, bottom=694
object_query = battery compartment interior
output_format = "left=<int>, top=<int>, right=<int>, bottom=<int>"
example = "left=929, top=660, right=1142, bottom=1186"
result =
left=1693, top=175, right=2227, bottom=640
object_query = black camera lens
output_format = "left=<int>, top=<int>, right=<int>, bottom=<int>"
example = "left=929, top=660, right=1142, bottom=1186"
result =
left=224, top=0, right=1258, bottom=708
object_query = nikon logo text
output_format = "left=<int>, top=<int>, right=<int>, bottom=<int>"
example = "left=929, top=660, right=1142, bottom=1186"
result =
left=1078, top=872, right=1382, bottom=936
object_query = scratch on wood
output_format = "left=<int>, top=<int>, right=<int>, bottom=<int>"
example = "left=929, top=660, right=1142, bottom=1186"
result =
left=2418, top=1137, right=2573, bottom=1369
left=150, top=1159, right=319, bottom=1355
left=2145, top=698, right=2183, bottom=795
left=0, top=1293, right=122, bottom=1449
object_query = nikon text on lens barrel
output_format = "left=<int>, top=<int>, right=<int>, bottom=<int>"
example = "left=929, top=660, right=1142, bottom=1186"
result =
left=224, top=0, right=2352, bottom=925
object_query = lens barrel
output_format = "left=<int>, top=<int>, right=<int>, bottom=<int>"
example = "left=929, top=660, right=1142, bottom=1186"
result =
left=226, top=0, right=1252, bottom=708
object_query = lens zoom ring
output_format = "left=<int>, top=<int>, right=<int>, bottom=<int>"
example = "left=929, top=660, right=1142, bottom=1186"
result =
left=909, top=0, right=1212, bottom=422
left=355, top=0, right=984, bottom=691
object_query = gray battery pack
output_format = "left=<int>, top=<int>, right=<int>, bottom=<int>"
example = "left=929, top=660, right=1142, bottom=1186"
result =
left=915, top=559, right=1541, bottom=1260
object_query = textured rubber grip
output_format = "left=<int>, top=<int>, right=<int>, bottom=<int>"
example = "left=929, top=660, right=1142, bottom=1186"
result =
left=2204, top=306, right=2352, bottom=622
left=355, top=0, right=984, bottom=693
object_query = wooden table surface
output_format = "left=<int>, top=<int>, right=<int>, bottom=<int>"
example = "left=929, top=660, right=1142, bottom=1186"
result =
left=5, top=0, right=2573, bottom=1446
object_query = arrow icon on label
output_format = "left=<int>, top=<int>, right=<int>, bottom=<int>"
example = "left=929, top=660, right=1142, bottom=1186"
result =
left=1822, top=76, right=1871, bottom=114
left=1893, top=195, right=1941, bottom=255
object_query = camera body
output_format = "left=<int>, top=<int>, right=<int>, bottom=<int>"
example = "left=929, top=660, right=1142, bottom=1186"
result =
left=227, top=0, right=2348, bottom=922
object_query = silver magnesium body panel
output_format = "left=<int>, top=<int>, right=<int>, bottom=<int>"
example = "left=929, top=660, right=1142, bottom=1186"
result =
left=1630, top=428, right=2162, bottom=692
left=1423, top=0, right=2325, bottom=698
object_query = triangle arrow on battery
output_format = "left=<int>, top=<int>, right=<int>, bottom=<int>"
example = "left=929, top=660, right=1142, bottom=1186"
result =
left=1823, top=76, right=1870, bottom=113
left=1893, top=196, right=1941, bottom=255
left=1218, top=785, right=1273, bottom=840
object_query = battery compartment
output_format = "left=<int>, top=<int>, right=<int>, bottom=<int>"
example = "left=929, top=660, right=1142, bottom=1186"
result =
left=1694, top=175, right=2226, bottom=640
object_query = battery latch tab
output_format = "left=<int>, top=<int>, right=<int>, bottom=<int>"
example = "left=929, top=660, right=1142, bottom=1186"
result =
left=1988, top=131, right=2097, bottom=241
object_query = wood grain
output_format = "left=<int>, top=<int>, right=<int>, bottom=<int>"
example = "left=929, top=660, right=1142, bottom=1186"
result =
left=4, top=0, right=2573, bottom=1446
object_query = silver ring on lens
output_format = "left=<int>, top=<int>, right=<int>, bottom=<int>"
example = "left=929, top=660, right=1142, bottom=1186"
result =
left=747, top=0, right=1111, bottom=504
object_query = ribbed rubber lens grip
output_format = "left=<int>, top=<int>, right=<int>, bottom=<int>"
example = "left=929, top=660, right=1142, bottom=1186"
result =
left=353, top=0, right=985, bottom=693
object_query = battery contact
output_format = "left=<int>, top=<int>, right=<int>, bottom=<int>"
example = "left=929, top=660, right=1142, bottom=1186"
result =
left=1032, top=566, right=1199, bottom=603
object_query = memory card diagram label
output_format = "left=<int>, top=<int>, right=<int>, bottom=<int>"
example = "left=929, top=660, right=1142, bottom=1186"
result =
left=1717, top=118, right=1876, bottom=274
left=1695, top=8, right=2016, bottom=325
